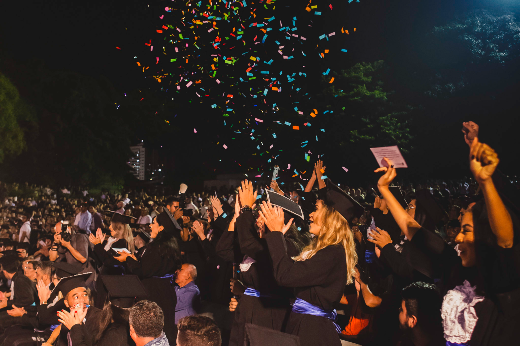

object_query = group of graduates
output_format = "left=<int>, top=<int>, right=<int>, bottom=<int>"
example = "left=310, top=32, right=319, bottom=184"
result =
left=0, top=120, right=519, bottom=346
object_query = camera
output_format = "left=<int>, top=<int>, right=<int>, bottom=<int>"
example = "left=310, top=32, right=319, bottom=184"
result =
left=61, top=232, right=72, bottom=242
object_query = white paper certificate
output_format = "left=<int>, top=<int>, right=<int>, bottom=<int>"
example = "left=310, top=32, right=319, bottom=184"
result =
left=370, top=145, right=408, bottom=168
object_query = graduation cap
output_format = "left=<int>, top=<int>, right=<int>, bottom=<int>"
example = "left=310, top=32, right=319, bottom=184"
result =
left=53, top=262, right=85, bottom=279
left=100, top=275, right=148, bottom=307
left=133, top=229, right=151, bottom=244
left=53, top=272, right=92, bottom=298
left=320, top=179, right=365, bottom=221
left=109, top=212, right=136, bottom=225
left=244, top=324, right=300, bottom=346
left=266, top=190, right=305, bottom=220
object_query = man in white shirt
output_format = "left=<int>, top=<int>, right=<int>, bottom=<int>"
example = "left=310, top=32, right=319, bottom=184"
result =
left=137, top=208, right=153, bottom=225
left=19, top=215, right=31, bottom=243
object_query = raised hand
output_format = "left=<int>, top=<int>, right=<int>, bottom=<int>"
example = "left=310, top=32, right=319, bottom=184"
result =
left=37, top=279, right=52, bottom=304
left=192, top=220, right=206, bottom=240
left=314, top=160, right=326, bottom=180
left=259, top=201, right=293, bottom=234
left=270, top=181, right=283, bottom=195
left=367, top=228, right=393, bottom=249
left=374, top=157, right=396, bottom=188
left=229, top=297, right=239, bottom=312
left=469, top=138, right=499, bottom=184
left=210, top=196, right=224, bottom=217
left=462, top=121, right=479, bottom=146
left=238, top=180, right=258, bottom=208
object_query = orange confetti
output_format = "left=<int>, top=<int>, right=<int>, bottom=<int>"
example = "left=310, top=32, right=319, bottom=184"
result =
left=329, top=77, right=334, bottom=83
left=324, top=49, right=329, bottom=54
left=354, top=28, right=357, bottom=31
left=272, top=87, right=278, bottom=91
left=310, top=113, right=317, bottom=118
left=156, top=30, right=163, bottom=33
left=320, top=53, right=324, bottom=58
left=313, top=109, right=318, bottom=114
left=293, top=126, right=300, bottom=130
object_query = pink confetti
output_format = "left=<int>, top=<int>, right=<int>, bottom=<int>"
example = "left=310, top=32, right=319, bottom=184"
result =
left=194, top=128, right=197, bottom=133
left=186, top=81, right=193, bottom=87
left=288, top=164, right=291, bottom=169
left=160, top=15, right=164, bottom=19
left=254, top=118, right=263, bottom=122
left=223, top=144, right=228, bottom=149
left=342, top=167, right=349, bottom=172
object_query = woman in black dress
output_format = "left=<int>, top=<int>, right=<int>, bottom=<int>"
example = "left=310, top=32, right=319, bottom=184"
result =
left=259, top=181, right=358, bottom=346
left=115, top=215, right=182, bottom=344
left=372, top=139, right=519, bottom=346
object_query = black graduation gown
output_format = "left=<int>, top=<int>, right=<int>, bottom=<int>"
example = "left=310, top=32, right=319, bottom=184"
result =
left=410, top=227, right=520, bottom=346
left=93, top=239, right=129, bottom=308
left=125, top=241, right=181, bottom=344
left=265, top=232, right=347, bottom=346
left=228, top=210, right=296, bottom=346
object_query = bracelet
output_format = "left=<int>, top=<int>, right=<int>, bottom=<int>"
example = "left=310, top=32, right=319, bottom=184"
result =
left=241, top=206, right=252, bottom=213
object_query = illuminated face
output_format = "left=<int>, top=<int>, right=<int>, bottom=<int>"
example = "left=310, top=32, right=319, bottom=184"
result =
left=309, top=200, right=325, bottom=236
left=455, top=212, right=476, bottom=267
left=150, top=217, right=164, bottom=239
left=23, top=261, right=37, bottom=280
left=65, top=287, right=90, bottom=310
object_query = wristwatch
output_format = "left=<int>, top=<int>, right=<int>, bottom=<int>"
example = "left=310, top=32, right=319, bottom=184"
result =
left=241, top=205, right=252, bottom=213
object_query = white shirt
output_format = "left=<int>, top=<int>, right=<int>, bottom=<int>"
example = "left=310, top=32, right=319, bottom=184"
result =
left=74, top=213, right=81, bottom=226
left=19, top=221, right=31, bottom=243
left=137, top=215, right=152, bottom=224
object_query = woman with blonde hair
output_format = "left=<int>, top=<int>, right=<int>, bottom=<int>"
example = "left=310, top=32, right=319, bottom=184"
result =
left=260, top=164, right=359, bottom=346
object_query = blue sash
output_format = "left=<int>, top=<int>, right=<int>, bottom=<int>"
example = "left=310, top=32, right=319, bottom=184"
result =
left=154, top=273, right=176, bottom=285
left=243, top=288, right=272, bottom=298
left=365, top=250, right=376, bottom=264
left=291, top=298, right=341, bottom=333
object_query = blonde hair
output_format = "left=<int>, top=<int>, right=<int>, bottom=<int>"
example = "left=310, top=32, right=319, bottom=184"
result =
left=293, top=205, right=358, bottom=284
left=112, top=222, right=135, bottom=254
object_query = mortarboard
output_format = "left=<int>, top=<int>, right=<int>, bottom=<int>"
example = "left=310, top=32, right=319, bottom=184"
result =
left=53, top=272, right=92, bottom=298
left=244, top=323, right=300, bottom=346
left=266, top=190, right=304, bottom=220
left=133, top=229, right=151, bottom=244
left=53, top=262, right=84, bottom=278
left=109, top=212, right=135, bottom=225
left=320, top=179, right=365, bottom=222
left=100, top=275, right=148, bottom=300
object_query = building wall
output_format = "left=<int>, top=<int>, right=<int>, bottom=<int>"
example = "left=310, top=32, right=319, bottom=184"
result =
left=129, top=143, right=146, bottom=180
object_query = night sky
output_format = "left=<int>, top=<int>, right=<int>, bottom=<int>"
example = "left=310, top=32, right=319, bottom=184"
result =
left=2, top=0, right=520, bottom=186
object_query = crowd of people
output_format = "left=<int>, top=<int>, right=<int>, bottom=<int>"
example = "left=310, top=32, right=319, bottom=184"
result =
left=0, top=121, right=518, bottom=346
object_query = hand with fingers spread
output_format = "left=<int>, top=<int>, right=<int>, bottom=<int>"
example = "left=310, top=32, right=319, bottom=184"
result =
left=462, top=121, right=479, bottom=147
left=367, top=228, right=392, bottom=249
left=259, top=201, right=293, bottom=234
left=58, top=304, right=88, bottom=330
left=374, top=157, right=397, bottom=188
left=37, top=279, right=52, bottom=304
left=210, top=196, right=224, bottom=217
left=469, top=138, right=499, bottom=185
left=238, top=180, right=258, bottom=208
left=314, top=160, right=326, bottom=180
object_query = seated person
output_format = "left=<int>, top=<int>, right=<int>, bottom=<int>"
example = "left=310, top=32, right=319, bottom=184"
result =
left=174, top=264, right=200, bottom=324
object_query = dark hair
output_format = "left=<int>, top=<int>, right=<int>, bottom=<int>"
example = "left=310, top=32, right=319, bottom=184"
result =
left=16, top=243, right=30, bottom=251
left=33, top=261, right=53, bottom=278
left=0, top=256, right=20, bottom=274
left=401, top=282, right=443, bottom=332
left=152, top=216, right=182, bottom=266
left=165, top=196, right=181, bottom=207
left=129, top=300, right=164, bottom=339
left=177, top=315, right=221, bottom=346
left=284, top=224, right=312, bottom=253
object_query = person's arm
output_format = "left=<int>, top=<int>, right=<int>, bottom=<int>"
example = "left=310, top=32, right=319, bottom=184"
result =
left=470, top=139, right=514, bottom=248
left=304, top=169, right=317, bottom=192
left=62, top=237, right=87, bottom=264
left=354, top=271, right=382, bottom=308
left=315, top=160, right=327, bottom=190
left=375, top=158, right=421, bottom=240
left=215, top=230, right=236, bottom=262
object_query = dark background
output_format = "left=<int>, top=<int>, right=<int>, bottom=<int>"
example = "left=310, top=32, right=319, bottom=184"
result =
left=1, top=0, right=519, bottom=189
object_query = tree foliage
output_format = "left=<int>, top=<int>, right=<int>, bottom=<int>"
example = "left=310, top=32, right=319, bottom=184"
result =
left=318, top=61, right=414, bottom=152
left=0, top=72, right=33, bottom=162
